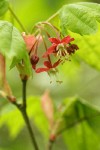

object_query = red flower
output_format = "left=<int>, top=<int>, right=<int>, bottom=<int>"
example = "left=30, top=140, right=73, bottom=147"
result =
left=36, top=59, right=61, bottom=73
left=43, top=36, right=74, bottom=57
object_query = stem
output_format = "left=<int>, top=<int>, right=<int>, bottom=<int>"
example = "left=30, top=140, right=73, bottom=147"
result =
left=47, top=140, right=54, bottom=150
left=41, top=22, right=60, bottom=38
left=21, top=109, right=39, bottom=150
left=12, top=79, right=39, bottom=150
left=22, top=79, right=27, bottom=108
left=21, top=79, right=39, bottom=150
left=31, top=10, right=59, bottom=34
left=41, top=35, right=51, bottom=64
left=13, top=101, right=39, bottom=150
left=46, top=11, right=59, bottom=22
left=8, top=6, right=28, bottom=34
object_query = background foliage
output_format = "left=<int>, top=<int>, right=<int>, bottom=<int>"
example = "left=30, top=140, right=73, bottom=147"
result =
left=1, top=0, right=100, bottom=150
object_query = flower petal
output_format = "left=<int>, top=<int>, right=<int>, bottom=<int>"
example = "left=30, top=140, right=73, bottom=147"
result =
left=32, top=65, right=36, bottom=70
left=49, top=38, right=60, bottom=44
left=36, top=67, right=50, bottom=73
left=22, top=33, right=36, bottom=52
left=44, top=61, right=52, bottom=68
left=52, top=59, right=62, bottom=68
left=43, top=44, right=57, bottom=58
left=61, top=36, right=74, bottom=44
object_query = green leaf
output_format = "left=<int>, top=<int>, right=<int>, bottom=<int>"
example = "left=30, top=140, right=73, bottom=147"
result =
left=27, top=96, right=49, bottom=137
left=0, top=21, right=31, bottom=75
left=54, top=97, right=100, bottom=150
left=59, top=2, right=100, bottom=35
left=0, top=103, right=24, bottom=138
left=67, top=26, right=100, bottom=71
left=78, top=2, right=100, bottom=22
left=63, top=121, right=99, bottom=150
left=0, top=96, right=49, bottom=138
left=0, top=0, right=9, bottom=17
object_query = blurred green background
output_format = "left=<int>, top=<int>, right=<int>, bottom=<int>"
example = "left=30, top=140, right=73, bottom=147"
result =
left=1, top=0, right=100, bottom=150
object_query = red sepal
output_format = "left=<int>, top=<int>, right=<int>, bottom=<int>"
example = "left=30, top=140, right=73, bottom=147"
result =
left=49, top=38, right=60, bottom=44
left=36, top=67, right=49, bottom=73
left=61, top=36, right=74, bottom=44
left=43, top=44, right=57, bottom=58
left=44, top=61, right=52, bottom=68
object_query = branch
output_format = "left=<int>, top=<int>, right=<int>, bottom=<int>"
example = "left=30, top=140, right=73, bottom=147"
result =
left=12, top=78, right=39, bottom=150
left=21, top=78, right=39, bottom=150
left=22, top=79, right=27, bottom=108
left=21, top=108, right=39, bottom=150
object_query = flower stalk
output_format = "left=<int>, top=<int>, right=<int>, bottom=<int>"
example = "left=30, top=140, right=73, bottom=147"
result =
left=46, top=11, right=60, bottom=22
left=47, top=140, right=54, bottom=150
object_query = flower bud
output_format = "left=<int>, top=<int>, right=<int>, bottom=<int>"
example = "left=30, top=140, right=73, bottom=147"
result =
left=30, top=55, right=39, bottom=69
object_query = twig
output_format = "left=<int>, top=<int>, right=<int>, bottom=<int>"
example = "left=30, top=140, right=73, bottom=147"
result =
left=21, top=79, right=39, bottom=150
left=47, top=140, right=54, bottom=150
left=8, top=6, right=28, bottom=34
left=21, top=108, right=39, bottom=150
left=22, top=79, right=27, bottom=108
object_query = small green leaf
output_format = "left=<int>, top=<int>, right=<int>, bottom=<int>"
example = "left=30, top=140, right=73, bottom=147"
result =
left=27, top=96, right=49, bottom=137
left=63, top=121, right=99, bottom=150
left=0, top=21, right=31, bottom=75
left=59, top=2, right=100, bottom=35
left=0, top=0, right=9, bottom=16
left=0, top=96, right=49, bottom=138
left=54, top=97, right=100, bottom=150
left=0, top=104, right=24, bottom=138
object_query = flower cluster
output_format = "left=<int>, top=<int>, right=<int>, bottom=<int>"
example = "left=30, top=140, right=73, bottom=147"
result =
left=22, top=24, right=79, bottom=76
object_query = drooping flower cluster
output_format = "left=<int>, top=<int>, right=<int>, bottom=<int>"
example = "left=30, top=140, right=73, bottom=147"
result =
left=43, top=36, right=74, bottom=57
left=22, top=23, right=79, bottom=76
